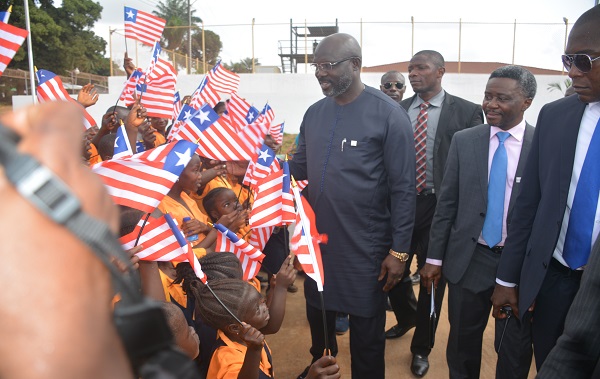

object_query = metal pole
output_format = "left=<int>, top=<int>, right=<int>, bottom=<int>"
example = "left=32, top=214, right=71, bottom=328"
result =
left=24, top=0, right=37, bottom=103
left=512, top=19, right=516, bottom=65
left=458, top=18, right=462, bottom=74
left=202, top=21, right=206, bottom=73
left=304, top=19, right=308, bottom=73
left=252, top=18, right=255, bottom=74
left=411, top=16, right=415, bottom=57
left=562, top=17, right=569, bottom=75
left=188, top=0, right=192, bottom=74
left=109, top=27, right=114, bottom=76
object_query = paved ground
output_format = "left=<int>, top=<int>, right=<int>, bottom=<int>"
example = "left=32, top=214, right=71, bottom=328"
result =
left=266, top=265, right=537, bottom=378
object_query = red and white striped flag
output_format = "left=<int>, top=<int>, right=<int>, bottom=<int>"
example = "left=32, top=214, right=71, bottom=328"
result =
left=290, top=187, right=327, bottom=291
left=172, top=91, right=182, bottom=121
left=207, top=61, right=240, bottom=94
left=124, top=6, right=165, bottom=46
left=270, top=122, right=285, bottom=145
left=164, top=213, right=206, bottom=282
left=0, top=21, right=27, bottom=77
left=189, top=75, right=220, bottom=109
left=242, top=144, right=279, bottom=189
left=227, top=93, right=260, bottom=133
left=261, top=104, right=275, bottom=124
left=119, top=68, right=144, bottom=106
left=250, top=161, right=295, bottom=228
left=249, top=226, right=275, bottom=251
left=91, top=140, right=198, bottom=213
left=120, top=215, right=191, bottom=262
left=35, top=69, right=97, bottom=130
left=138, top=48, right=177, bottom=119
left=214, top=223, right=264, bottom=281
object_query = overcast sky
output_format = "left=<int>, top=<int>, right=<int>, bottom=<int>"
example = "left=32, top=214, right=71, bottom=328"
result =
left=94, top=0, right=595, bottom=72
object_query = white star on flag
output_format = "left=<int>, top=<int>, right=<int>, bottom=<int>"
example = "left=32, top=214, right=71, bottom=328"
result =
left=197, top=109, right=211, bottom=124
left=184, top=110, right=192, bottom=119
left=246, top=111, right=255, bottom=121
left=258, top=149, right=271, bottom=162
left=126, top=9, right=134, bottom=18
left=174, top=148, right=192, bottom=167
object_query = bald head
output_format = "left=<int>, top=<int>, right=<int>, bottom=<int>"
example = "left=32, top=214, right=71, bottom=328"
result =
left=315, top=33, right=362, bottom=64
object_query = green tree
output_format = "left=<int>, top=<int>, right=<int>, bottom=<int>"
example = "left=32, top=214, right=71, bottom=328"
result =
left=154, top=0, right=201, bottom=54
left=8, top=0, right=109, bottom=76
left=190, top=29, right=222, bottom=68
left=547, top=78, right=572, bottom=94
left=224, top=58, right=260, bottom=74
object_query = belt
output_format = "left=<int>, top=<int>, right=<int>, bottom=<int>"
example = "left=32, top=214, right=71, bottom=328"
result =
left=417, top=188, right=435, bottom=196
left=477, top=243, right=503, bottom=254
left=550, top=257, right=584, bottom=279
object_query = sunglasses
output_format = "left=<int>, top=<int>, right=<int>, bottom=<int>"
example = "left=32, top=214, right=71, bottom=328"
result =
left=561, top=54, right=600, bottom=73
left=383, top=82, right=404, bottom=90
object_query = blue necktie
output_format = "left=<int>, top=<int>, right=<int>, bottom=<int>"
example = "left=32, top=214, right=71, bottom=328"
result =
left=482, top=131, right=510, bottom=248
left=563, top=117, right=600, bottom=269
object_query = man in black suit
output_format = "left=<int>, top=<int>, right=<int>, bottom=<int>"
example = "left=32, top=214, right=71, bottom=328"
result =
left=491, top=4, right=600, bottom=371
left=421, top=65, right=536, bottom=379
left=385, top=50, right=483, bottom=377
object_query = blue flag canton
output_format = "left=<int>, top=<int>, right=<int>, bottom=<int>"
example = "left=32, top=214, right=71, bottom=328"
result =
left=124, top=7, right=138, bottom=22
left=136, top=83, right=148, bottom=93
left=163, top=140, right=198, bottom=175
left=211, top=60, right=223, bottom=74
left=256, top=144, right=275, bottom=167
left=188, top=103, right=219, bottom=133
left=246, top=105, right=260, bottom=124
left=174, top=91, right=181, bottom=104
left=178, top=104, right=196, bottom=122
left=282, top=160, right=291, bottom=192
left=113, top=126, right=129, bottom=156
left=151, top=42, right=162, bottom=61
left=214, top=223, right=240, bottom=243
left=35, top=69, right=56, bottom=85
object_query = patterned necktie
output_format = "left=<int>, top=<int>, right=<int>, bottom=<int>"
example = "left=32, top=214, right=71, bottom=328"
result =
left=563, top=116, right=600, bottom=269
left=415, top=102, right=430, bottom=193
left=482, top=131, right=510, bottom=248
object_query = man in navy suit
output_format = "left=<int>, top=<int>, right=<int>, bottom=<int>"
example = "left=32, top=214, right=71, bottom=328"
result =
left=491, top=4, right=600, bottom=370
left=421, top=65, right=536, bottom=379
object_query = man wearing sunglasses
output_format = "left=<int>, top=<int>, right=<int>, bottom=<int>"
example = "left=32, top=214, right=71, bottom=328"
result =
left=492, top=4, right=600, bottom=373
left=380, top=71, right=406, bottom=104
left=289, top=33, right=416, bottom=379
left=385, top=50, right=483, bottom=378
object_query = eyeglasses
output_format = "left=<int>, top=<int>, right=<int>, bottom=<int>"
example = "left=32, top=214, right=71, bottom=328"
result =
left=310, top=57, right=358, bottom=72
left=561, top=53, right=600, bottom=73
left=383, top=82, right=404, bottom=90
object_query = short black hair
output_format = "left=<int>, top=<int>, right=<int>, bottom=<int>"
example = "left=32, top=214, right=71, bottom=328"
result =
left=489, top=65, right=537, bottom=99
left=413, top=50, right=445, bottom=68
left=97, top=133, right=117, bottom=160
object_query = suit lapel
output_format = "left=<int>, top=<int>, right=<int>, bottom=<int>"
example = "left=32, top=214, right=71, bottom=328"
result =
left=475, top=126, right=491, bottom=204
left=559, top=98, right=587, bottom=209
left=507, top=123, right=534, bottom=221
left=434, top=94, right=454, bottom=155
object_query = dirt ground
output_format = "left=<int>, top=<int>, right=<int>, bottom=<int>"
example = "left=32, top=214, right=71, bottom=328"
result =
left=266, top=261, right=537, bottom=379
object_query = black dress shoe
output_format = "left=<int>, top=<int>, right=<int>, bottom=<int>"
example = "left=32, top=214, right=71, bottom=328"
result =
left=385, top=323, right=416, bottom=339
left=411, top=354, right=429, bottom=377
left=296, top=365, right=310, bottom=379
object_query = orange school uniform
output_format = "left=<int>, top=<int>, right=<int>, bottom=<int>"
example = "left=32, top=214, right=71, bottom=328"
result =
left=207, top=330, right=273, bottom=379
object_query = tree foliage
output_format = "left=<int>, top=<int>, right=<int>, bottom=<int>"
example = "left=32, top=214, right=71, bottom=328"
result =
left=224, top=58, right=260, bottom=74
left=7, top=0, right=110, bottom=76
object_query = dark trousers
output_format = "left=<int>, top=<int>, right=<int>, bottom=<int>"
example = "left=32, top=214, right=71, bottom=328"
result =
left=388, top=194, right=446, bottom=356
left=531, top=258, right=582, bottom=370
left=306, top=302, right=386, bottom=379
left=447, top=244, right=532, bottom=379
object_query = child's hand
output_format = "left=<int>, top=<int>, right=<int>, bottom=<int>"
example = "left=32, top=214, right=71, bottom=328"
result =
left=239, top=322, right=264, bottom=351
left=139, top=120, right=156, bottom=149
left=306, top=355, right=340, bottom=379
left=218, top=209, right=246, bottom=233
left=101, top=112, right=118, bottom=132
left=125, top=95, right=147, bottom=129
left=274, top=255, right=297, bottom=289
left=77, top=83, right=99, bottom=108
left=182, top=218, right=210, bottom=237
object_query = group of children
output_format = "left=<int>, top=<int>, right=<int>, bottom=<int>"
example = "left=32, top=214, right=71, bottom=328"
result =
left=74, top=81, right=339, bottom=378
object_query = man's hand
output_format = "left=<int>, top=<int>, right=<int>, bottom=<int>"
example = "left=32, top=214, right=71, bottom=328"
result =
left=77, top=84, right=99, bottom=108
left=420, top=263, right=442, bottom=294
left=491, top=284, right=519, bottom=319
left=378, top=254, right=406, bottom=292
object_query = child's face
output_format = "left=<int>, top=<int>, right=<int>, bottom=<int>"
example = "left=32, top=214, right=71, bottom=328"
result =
left=179, top=155, right=202, bottom=193
left=213, top=190, right=241, bottom=217
left=242, top=290, right=270, bottom=330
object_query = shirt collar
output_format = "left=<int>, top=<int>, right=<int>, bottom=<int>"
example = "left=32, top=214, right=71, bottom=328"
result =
left=490, top=119, right=526, bottom=143
left=412, top=89, right=445, bottom=109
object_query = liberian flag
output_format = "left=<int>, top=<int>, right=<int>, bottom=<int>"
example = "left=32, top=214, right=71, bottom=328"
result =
left=92, top=140, right=197, bottom=213
left=172, top=91, right=182, bottom=121
left=0, top=5, right=12, bottom=23
left=242, top=144, right=279, bottom=189
left=227, top=93, right=260, bottom=133
left=250, top=160, right=295, bottom=228
left=214, top=223, right=265, bottom=281
left=261, top=103, right=275, bottom=124
left=113, top=122, right=134, bottom=159
left=270, top=122, right=285, bottom=145
left=249, top=226, right=275, bottom=251
left=168, top=103, right=196, bottom=141
left=120, top=214, right=191, bottom=262
left=164, top=213, right=206, bottom=282
left=290, top=184, right=327, bottom=291
left=0, top=20, right=26, bottom=77
left=189, top=75, right=220, bottom=109
left=124, top=7, right=166, bottom=47
left=119, top=68, right=144, bottom=106
left=206, top=60, right=240, bottom=94
left=35, top=69, right=97, bottom=130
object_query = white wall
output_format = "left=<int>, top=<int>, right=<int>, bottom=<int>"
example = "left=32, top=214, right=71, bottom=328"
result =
left=13, top=72, right=567, bottom=134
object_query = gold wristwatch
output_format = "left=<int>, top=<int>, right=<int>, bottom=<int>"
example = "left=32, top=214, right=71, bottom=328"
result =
left=389, top=249, right=409, bottom=262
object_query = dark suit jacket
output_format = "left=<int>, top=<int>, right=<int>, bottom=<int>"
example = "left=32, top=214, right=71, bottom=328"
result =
left=496, top=94, right=588, bottom=318
left=536, top=237, right=600, bottom=378
left=400, top=92, right=483, bottom=194
left=427, top=123, right=534, bottom=284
